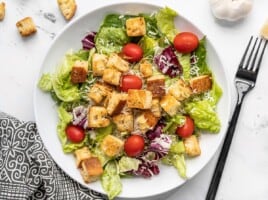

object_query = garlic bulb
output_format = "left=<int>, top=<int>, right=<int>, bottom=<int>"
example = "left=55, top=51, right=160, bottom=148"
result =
left=209, top=0, right=253, bottom=22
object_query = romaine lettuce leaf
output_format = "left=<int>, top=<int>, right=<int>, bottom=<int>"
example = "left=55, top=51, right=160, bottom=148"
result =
left=163, top=114, right=186, bottom=134
left=118, top=156, right=141, bottom=173
left=185, top=100, right=221, bottom=133
left=57, top=105, right=87, bottom=153
left=101, top=161, right=122, bottom=200
left=162, top=153, right=187, bottom=178
left=38, top=73, right=53, bottom=92
left=193, top=37, right=211, bottom=75
left=178, top=53, right=191, bottom=81
left=95, top=27, right=130, bottom=54
left=95, top=124, right=114, bottom=143
left=155, top=7, right=178, bottom=42
left=138, top=35, right=158, bottom=57
left=141, top=14, right=161, bottom=39
left=169, top=140, right=185, bottom=154
left=209, top=77, right=223, bottom=105
left=52, top=51, right=86, bottom=102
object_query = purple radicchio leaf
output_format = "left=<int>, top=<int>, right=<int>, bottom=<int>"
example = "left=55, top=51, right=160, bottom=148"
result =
left=81, top=31, right=97, bottom=50
left=130, top=157, right=160, bottom=178
left=72, top=106, right=88, bottom=129
left=146, top=121, right=165, bottom=140
left=154, top=46, right=183, bottom=77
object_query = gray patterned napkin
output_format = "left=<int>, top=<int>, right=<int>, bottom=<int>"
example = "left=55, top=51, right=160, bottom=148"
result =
left=0, top=112, right=106, bottom=200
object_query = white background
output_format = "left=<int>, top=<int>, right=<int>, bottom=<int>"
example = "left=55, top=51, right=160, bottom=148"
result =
left=1, top=0, right=268, bottom=199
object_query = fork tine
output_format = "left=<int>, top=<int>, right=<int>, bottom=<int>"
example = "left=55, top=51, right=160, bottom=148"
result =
left=248, top=38, right=263, bottom=71
left=239, top=36, right=253, bottom=69
left=244, top=37, right=258, bottom=69
left=254, top=39, right=268, bottom=75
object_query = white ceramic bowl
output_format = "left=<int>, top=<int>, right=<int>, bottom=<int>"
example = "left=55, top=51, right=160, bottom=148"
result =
left=34, top=2, right=231, bottom=199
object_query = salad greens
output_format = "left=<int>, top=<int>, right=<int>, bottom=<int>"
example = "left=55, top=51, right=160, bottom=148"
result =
left=38, top=6, right=222, bottom=200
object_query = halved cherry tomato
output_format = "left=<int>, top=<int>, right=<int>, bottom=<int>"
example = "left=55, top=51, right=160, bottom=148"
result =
left=65, top=124, right=85, bottom=143
left=122, top=43, right=143, bottom=62
left=173, top=32, right=199, bottom=53
left=176, top=116, right=195, bottom=138
left=120, top=74, right=142, bottom=92
left=124, top=135, right=145, bottom=157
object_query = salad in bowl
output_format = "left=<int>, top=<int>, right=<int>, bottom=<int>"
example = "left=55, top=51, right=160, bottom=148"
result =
left=38, top=6, right=222, bottom=200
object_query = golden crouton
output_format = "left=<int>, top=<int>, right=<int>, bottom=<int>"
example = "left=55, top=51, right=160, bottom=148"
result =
left=135, top=111, right=158, bottom=133
left=71, top=60, right=88, bottom=83
left=74, top=147, right=91, bottom=168
left=106, top=92, right=127, bottom=116
left=57, top=0, right=76, bottom=20
left=16, top=17, right=37, bottom=37
left=0, top=2, right=5, bottom=21
left=183, top=135, right=201, bottom=157
left=126, top=17, right=146, bottom=37
left=189, top=75, right=212, bottom=94
left=92, top=53, right=108, bottom=76
left=160, top=95, right=181, bottom=116
left=80, top=157, right=103, bottom=183
left=139, top=60, right=153, bottom=78
left=127, top=89, right=152, bottom=109
left=88, top=82, right=112, bottom=104
left=88, top=106, right=110, bottom=128
left=147, top=75, right=166, bottom=98
left=168, top=79, right=192, bottom=101
left=101, top=135, right=124, bottom=157
left=107, top=53, right=129, bottom=72
left=102, top=68, right=122, bottom=86
left=112, top=113, right=134, bottom=132
left=151, top=98, right=161, bottom=117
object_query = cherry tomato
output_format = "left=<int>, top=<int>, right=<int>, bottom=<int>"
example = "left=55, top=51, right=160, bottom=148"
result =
left=65, top=124, right=85, bottom=143
left=124, top=135, right=145, bottom=157
left=173, top=32, right=199, bottom=53
left=122, top=43, right=143, bottom=62
left=176, top=116, right=195, bottom=138
left=120, top=74, right=142, bottom=92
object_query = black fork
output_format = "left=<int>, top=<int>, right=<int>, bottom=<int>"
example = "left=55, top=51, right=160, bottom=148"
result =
left=206, top=36, right=268, bottom=200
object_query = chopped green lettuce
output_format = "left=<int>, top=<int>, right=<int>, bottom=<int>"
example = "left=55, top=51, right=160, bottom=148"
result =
left=193, top=37, right=211, bottom=75
left=178, top=53, right=191, bottom=81
left=139, top=35, right=158, bottom=57
left=141, top=14, right=161, bottom=39
left=57, top=105, right=87, bottom=153
left=162, top=153, right=187, bottom=178
left=163, top=114, right=186, bottom=134
left=185, top=100, right=221, bottom=133
left=101, top=161, right=122, bottom=200
left=156, top=7, right=178, bottom=42
left=89, top=124, right=114, bottom=166
left=101, top=14, right=130, bottom=28
left=52, top=51, right=87, bottom=102
left=95, top=27, right=129, bottom=54
left=95, top=124, right=114, bottom=143
left=118, top=156, right=141, bottom=173
left=209, top=77, right=223, bottom=105
left=169, top=140, right=185, bottom=154
left=38, top=73, right=53, bottom=92
left=92, top=146, right=111, bottom=166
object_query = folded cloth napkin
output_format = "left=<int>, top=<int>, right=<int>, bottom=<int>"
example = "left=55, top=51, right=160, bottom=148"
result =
left=0, top=112, right=106, bottom=200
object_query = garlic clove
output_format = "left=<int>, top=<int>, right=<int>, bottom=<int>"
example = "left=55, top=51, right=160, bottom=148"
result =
left=209, top=0, right=253, bottom=22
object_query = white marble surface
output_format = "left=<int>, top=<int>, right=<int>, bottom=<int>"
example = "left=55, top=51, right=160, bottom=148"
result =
left=1, top=0, right=268, bottom=199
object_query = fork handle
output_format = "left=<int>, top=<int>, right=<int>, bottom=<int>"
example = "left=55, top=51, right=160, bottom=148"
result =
left=206, top=100, right=243, bottom=200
